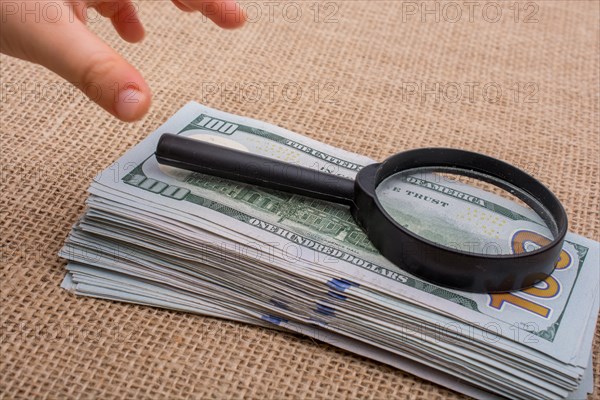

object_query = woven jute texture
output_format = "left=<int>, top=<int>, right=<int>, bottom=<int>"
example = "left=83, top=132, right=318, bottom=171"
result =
left=1, top=1, right=599, bottom=398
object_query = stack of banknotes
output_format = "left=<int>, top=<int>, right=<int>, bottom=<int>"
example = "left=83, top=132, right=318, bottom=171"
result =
left=60, top=102, right=599, bottom=399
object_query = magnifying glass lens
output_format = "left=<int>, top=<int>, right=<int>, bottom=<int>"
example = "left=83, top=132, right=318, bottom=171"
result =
left=375, top=167, right=555, bottom=256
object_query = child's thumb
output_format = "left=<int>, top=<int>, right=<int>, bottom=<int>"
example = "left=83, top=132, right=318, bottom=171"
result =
left=29, top=21, right=151, bottom=122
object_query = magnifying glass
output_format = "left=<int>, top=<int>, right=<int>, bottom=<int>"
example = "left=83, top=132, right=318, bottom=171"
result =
left=155, top=133, right=568, bottom=293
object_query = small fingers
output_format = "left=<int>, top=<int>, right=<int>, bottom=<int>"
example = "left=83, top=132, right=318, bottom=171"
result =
left=171, top=0, right=194, bottom=12
left=38, top=21, right=151, bottom=121
left=178, top=0, right=246, bottom=28
left=92, top=0, right=145, bottom=43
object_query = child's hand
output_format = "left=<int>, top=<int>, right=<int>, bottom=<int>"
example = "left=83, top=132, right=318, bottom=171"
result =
left=0, top=0, right=246, bottom=121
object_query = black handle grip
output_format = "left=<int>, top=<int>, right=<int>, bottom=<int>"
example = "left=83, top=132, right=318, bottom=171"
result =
left=156, top=133, right=355, bottom=205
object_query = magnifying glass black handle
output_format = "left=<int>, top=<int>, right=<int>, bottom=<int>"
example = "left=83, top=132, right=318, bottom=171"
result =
left=156, top=133, right=356, bottom=205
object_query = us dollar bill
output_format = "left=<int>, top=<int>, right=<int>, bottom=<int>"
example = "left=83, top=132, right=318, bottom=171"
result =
left=66, top=102, right=599, bottom=378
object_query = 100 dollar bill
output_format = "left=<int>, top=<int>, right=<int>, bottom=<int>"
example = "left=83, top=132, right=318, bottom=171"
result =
left=91, top=102, right=599, bottom=367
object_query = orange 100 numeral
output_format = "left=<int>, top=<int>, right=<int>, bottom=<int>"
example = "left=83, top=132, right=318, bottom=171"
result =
left=488, top=230, right=572, bottom=318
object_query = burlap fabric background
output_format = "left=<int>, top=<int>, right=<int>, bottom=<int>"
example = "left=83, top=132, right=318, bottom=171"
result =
left=1, top=0, right=599, bottom=398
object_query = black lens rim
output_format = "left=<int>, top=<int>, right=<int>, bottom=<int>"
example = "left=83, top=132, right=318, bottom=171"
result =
left=351, top=148, right=568, bottom=293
